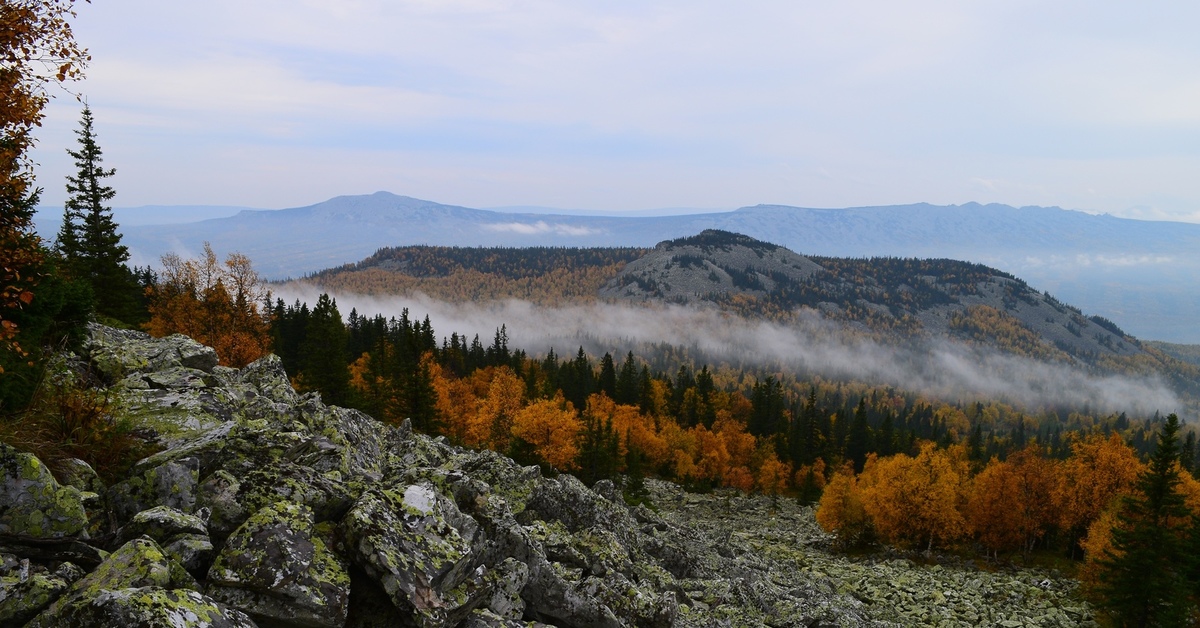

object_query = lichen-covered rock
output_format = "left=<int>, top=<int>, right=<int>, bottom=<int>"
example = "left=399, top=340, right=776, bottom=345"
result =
left=198, top=469, right=247, bottom=541
left=116, top=505, right=208, bottom=546
left=0, top=443, right=89, bottom=539
left=238, top=353, right=299, bottom=405
left=113, top=505, right=214, bottom=577
left=55, top=458, right=105, bottom=495
left=163, top=533, right=214, bottom=577
left=482, top=558, right=528, bottom=620
left=27, top=536, right=197, bottom=627
left=343, top=484, right=492, bottom=628
left=40, top=586, right=258, bottom=627
left=85, top=323, right=218, bottom=382
left=234, top=461, right=356, bottom=524
left=108, top=457, right=200, bottom=525
left=0, top=571, right=72, bottom=625
left=208, top=501, right=349, bottom=628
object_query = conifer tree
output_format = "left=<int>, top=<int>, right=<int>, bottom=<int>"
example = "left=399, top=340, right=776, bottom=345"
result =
left=1093, top=413, right=1191, bottom=626
left=297, top=294, right=350, bottom=406
left=57, top=104, right=140, bottom=322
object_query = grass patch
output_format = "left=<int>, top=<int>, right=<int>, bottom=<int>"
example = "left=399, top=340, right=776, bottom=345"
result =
left=0, top=361, right=157, bottom=484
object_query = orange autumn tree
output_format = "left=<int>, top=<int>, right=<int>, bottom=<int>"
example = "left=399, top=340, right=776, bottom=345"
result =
left=1, top=0, right=89, bottom=369
left=1054, top=432, right=1144, bottom=548
left=816, top=462, right=870, bottom=548
left=966, top=445, right=1059, bottom=556
left=473, top=366, right=525, bottom=452
left=428, top=359, right=478, bottom=445
left=859, top=442, right=969, bottom=550
left=145, top=243, right=270, bottom=367
left=511, top=393, right=582, bottom=470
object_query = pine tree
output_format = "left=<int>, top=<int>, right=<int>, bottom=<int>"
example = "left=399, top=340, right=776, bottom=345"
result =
left=1093, top=413, right=1191, bottom=626
left=297, top=294, right=350, bottom=406
left=57, top=105, right=141, bottom=323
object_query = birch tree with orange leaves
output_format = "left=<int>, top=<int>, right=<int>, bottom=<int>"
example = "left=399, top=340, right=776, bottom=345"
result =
left=859, top=442, right=969, bottom=550
left=816, top=463, right=870, bottom=549
left=966, top=445, right=1059, bottom=556
left=1054, top=433, right=1144, bottom=549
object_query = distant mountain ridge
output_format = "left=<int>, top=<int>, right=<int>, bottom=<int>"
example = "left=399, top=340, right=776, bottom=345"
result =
left=118, top=191, right=1200, bottom=342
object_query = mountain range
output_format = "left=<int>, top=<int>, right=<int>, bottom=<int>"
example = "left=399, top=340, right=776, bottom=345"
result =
left=98, top=191, right=1200, bottom=343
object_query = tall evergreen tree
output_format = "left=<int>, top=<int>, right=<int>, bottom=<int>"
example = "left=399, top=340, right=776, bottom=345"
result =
left=1094, top=413, right=1191, bottom=626
left=597, top=352, right=617, bottom=399
left=845, top=398, right=871, bottom=473
left=297, top=294, right=350, bottom=406
left=56, top=105, right=140, bottom=322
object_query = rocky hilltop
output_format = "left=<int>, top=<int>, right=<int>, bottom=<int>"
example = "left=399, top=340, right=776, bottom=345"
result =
left=0, top=326, right=1093, bottom=627
left=601, top=230, right=1147, bottom=363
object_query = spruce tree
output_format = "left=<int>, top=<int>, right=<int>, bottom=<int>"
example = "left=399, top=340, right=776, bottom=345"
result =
left=1094, top=413, right=1191, bottom=626
left=298, top=294, right=350, bottom=406
left=57, top=105, right=141, bottom=322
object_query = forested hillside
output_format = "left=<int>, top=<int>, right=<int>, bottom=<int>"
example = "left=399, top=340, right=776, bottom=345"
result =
left=308, top=245, right=646, bottom=305
left=298, top=232, right=1200, bottom=404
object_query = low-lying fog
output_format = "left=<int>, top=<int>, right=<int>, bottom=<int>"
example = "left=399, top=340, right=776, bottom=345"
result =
left=274, top=283, right=1182, bottom=418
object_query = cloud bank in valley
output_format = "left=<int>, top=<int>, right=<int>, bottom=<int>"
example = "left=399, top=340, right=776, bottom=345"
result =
left=273, top=283, right=1182, bottom=418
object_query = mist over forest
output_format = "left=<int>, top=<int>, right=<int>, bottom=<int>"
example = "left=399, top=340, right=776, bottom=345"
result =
left=273, top=283, right=1182, bottom=419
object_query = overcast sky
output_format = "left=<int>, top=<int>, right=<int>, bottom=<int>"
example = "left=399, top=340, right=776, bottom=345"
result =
left=26, top=0, right=1200, bottom=221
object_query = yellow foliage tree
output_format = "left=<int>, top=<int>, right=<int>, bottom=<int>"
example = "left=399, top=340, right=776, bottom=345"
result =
left=428, top=360, right=478, bottom=446
left=816, top=465, right=870, bottom=548
left=511, top=393, right=581, bottom=470
left=1054, top=433, right=1144, bottom=544
left=472, top=366, right=525, bottom=451
left=859, top=442, right=968, bottom=550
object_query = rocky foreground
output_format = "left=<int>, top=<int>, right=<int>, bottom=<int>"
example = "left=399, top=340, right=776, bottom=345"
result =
left=0, top=325, right=1095, bottom=627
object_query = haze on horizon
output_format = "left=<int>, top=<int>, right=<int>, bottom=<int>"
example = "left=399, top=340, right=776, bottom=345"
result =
left=25, top=1, right=1200, bottom=224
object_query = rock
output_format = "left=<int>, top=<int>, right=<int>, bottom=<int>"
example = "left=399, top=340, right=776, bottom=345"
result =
left=0, top=571, right=72, bottom=625
left=343, top=484, right=492, bottom=628
left=233, top=461, right=356, bottom=524
left=238, top=353, right=299, bottom=404
left=0, top=443, right=89, bottom=539
left=198, top=469, right=247, bottom=541
left=208, top=501, right=349, bottom=628
left=55, top=457, right=105, bottom=495
left=115, top=505, right=208, bottom=545
left=85, top=323, right=218, bottom=382
left=112, top=505, right=215, bottom=577
left=27, top=537, right=197, bottom=627
left=163, top=533, right=214, bottom=577
left=108, top=457, right=200, bottom=525
left=38, top=587, right=258, bottom=627
left=483, top=558, right=528, bottom=620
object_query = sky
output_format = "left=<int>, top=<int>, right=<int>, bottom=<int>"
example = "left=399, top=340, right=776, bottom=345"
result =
left=27, top=0, right=1200, bottom=221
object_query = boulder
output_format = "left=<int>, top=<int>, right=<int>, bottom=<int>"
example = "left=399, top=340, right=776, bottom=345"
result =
left=38, top=587, right=258, bottom=627
left=115, top=505, right=214, bottom=577
left=0, top=443, right=89, bottom=539
left=108, top=457, right=200, bottom=525
left=0, top=571, right=73, bottom=625
left=27, top=536, right=197, bottom=627
left=207, top=501, right=349, bottom=628
left=343, top=484, right=492, bottom=628
left=85, top=324, right=218, bottom=382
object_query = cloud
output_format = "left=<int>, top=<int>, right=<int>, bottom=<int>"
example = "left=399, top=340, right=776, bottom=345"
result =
left=272, top=283, right=1183, bottom=418
left=483, top=221, right=602, bottom=236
